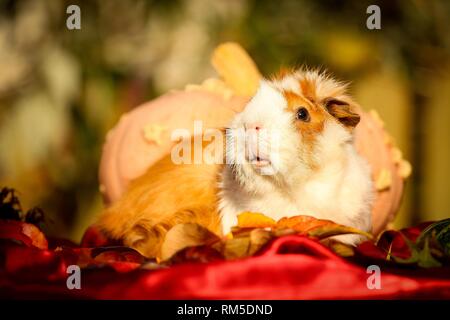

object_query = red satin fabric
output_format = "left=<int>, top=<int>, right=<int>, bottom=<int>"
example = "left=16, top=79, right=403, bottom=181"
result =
left=1, top=222, right=450, bottom=299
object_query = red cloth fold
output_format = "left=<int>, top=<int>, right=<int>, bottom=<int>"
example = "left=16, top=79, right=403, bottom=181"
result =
left=1, top=221, right=450, bottom=299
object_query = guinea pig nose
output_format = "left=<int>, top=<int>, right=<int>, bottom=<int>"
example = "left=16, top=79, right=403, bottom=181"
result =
left=245, top=122, right=263, bottom=131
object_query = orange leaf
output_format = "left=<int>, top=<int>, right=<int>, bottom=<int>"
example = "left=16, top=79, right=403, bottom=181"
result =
left=277, top=215, right=330, bottom=233
left=22, top=223, right=48, bottom=250
left=276, top=215, right=372, bottom=240
left=0, top=220, right=48, bottom=250
left=237, top=212, right=276, bottom=229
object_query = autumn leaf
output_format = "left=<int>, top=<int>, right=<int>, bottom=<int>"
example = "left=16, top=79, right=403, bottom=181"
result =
left=307, top=224, right=372, bottom=240
left=416, top=218, right=450, bottom=256
left=236, top=213, right=372, bottom=242
left=160, top=213, right=374, bottom=264
left=0, top=220, right=48, bottom=249
left=168, top=246, right=224, bottom=264
left=21, top=222, right=48, bottom=249
left=277, top=216, right=329, bottom=233
left=393, top=235, right=442, bottom=268
left=237, top=212, right=276, bottom=229
left=436, top=223, right=450, bottom=256
left=222, top=229, right=271, bottom=259
left=324, top=239, right=355, bottom=257
left=417, top=237, right=442, bottom=268
left=390, top=219, right=450, bottom=268
left=223, top=237, right=251, bottom=260
left=160, top=223, right=221, bottom=261
left=248, top=228, right=273, bottom=256
left=276, top=215, right=372, bottom=240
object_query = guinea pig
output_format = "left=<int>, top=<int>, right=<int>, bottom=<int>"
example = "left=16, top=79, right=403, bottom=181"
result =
left=220, top=69, right=374, bottom=244
left=96, top=68, right=374, bottom=258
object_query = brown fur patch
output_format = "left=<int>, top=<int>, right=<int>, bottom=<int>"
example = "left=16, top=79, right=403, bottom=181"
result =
left=272, top=67, right=294, bottom=80
left=282, top=90, right=326, bottom=170
left=299, top=78, right=317, bottom=102
left=324, top=98, right=360, bottom=129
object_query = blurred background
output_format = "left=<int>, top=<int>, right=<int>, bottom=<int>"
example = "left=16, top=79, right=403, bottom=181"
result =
left=0, top=0, right=449, bottom=241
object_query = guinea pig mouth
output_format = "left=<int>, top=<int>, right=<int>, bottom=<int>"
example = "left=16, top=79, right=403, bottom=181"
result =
left=244, top=140, right=271, bottom=167
left=248, top=156, right=271, bottom=167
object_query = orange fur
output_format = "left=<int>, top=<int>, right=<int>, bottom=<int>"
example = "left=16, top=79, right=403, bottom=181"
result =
left=299, top=78, right=317, bottom=102
left=283, top=90, right=326, bottom=170
left=97, top=138, right=222, bottom=258
left=272, top=66, right=295, bottom=80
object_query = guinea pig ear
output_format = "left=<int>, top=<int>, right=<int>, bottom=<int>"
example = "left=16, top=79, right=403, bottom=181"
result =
left=324, top=98, right=360, bottom=129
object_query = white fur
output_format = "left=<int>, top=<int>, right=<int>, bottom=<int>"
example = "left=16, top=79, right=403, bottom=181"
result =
left=219, top=75, right=374, bottom=245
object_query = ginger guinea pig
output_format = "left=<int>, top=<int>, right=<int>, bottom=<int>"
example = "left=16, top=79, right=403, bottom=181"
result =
left=97, top=68, right=374, bottom=257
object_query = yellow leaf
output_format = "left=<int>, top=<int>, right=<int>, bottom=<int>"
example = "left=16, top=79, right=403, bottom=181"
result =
left=223, top=237, right=251, bottom=260
left=237, top=212, right=276, bottom=229
left=324, top=239, right=355, bottom=257
left=248, top=228, right=273, bottom=256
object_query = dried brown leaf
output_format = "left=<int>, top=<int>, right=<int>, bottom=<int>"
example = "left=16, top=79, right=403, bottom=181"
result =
left=160, top=223, right=220, bottom=261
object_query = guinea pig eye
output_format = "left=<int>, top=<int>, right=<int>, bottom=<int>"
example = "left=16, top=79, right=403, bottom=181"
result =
left=296, top=107, right=310, bottom=122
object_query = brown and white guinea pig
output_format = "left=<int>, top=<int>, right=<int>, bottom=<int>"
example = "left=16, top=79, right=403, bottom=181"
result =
left=97, top=68, right=374, bottom=258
